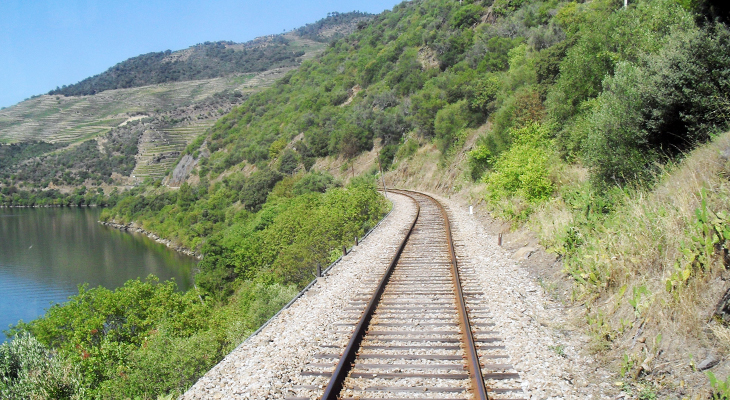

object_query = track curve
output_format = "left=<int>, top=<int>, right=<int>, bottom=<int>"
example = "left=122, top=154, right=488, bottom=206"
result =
left=287, top=190, right=524, bottom=400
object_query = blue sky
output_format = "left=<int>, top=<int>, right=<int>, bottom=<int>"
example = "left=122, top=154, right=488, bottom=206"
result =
left=0, top=0, right=403, bottom=109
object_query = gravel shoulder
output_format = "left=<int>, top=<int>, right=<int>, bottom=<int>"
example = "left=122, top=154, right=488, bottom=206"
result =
left=181, top=193, right=417, bottom=400
left=433, top=193, right=618, bottom=399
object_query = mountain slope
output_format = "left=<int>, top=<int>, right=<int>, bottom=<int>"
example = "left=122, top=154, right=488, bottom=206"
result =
left=0, top=13, right=370, bottom=189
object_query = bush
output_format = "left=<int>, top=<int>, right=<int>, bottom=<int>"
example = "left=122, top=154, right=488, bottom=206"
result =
left=583, top=24, right=730, bottom=186
left=277, top=148, right=299, bottom=175
left=582, top=62, right=652, bottom=185
left=484, top=122, right=556, bottom=203
left=96, top=330, right=223, bottom=399
left=0, top=333, right=84, bottom=399
left=434, top=100, right=477, bottom=154
left=292, top=171, right=338, bottom=195
left=239, top=169, right=284, bottom=211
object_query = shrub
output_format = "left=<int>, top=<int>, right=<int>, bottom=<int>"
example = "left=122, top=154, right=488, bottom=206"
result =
left=434, top=100, right=477, bottom=154
left=239, top=169, right=284, bottom=211
left=0, top=333, right=84, bottom=399
left=484, top=122, right=556, bottom=203
left=292, top=171, right=338, bottom=195
left=582, top=61, right=652, bottom=185
left=277, top=149, right=299, bottom=175
left=96, top=330, right=224, bottom=399
left=583, top=24, right=730, bottom=186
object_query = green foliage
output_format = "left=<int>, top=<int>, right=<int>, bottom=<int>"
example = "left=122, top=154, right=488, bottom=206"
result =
left=434, top=100, right=477, bottom=154
left=292, top=171, right=338, bottom=195
left=452, top=4, right=484, bottom=29
left=582, top=61, right=653, bottom=184
left=582, top=23, right=730, bottom=185
left=467, top=143, right=492, bottom=181
left=666, top=189, right=730, bottom=293
left=627, top=285, right=651, bottom=318
left=95, top=330, right=223, bottom=399
left=8, top=272, right=304, bottom=398
left=394, top=137, right=419, bottom=162
left=467, top=73, right=500, bottom=113
left=379, top=143, right=399, bottom=170
left=410, top=84, right=447, bottom=137
left=0, top=333, right=84, bottom=399
left=277, top=148, right=300, bottom=175
left=707, top=371, right=730, bottom=400
left=198, top=180, right=388, bottom=289
left=484, top=122, right=556, bottom=204
left=479, top=36, right=524, bottom=73
left=239, top=169, right=284, bottom=211
left=0, top=141, right=63, bottom=169
left=25, top=277, right=208, bottom=392
left=0, top=185, right=112, bottom=207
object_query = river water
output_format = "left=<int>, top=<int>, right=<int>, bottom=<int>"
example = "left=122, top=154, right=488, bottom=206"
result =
left=0, top=207, right=196, bottom=341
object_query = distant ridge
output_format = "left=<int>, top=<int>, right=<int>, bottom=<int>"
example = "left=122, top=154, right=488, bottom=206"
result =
left=48, top=12, right=372, bottom=97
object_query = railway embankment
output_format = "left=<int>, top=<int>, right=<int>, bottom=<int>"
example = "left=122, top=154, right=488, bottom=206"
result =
left=182, top=192, right=615, bottom=399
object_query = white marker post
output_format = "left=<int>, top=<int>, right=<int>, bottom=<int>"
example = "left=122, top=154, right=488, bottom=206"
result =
left=469, top=205, right=473, bottom=215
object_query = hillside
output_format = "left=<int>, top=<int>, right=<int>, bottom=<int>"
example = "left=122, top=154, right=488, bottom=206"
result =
left=5, top=0, right=730, bottom=398
left=0, top=13, right=369, bottom=192
left=130, top=0, right=730, bottom=396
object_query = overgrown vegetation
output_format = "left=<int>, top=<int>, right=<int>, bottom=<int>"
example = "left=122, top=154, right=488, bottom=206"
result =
left=5, top=174, right=387, bottom=398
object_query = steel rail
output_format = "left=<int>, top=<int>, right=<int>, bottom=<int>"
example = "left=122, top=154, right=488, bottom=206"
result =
left=319, top=193, right=421, bottom=400
left=397, top=189, right=489, bottom=400
left=320, top=190, right=489, bottom=400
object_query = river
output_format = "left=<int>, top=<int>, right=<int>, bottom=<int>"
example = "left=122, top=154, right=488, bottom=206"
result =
left=0, top=207, right=197, bottom=341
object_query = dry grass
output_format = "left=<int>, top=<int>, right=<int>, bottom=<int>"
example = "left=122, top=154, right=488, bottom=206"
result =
left=523, top=131, right=730, bottom=393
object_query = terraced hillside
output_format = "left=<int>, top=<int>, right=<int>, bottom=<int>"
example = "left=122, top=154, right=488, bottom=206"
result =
left=0, top=71, right=287, bottom=146
left=0, top=34, right=335, bottom=188
left=132, top=123, right=213, bottom=180
left=0, top=9, right=377, bottom=189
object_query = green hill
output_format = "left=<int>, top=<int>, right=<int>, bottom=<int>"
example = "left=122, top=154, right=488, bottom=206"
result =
left=0, top=13, right=369, bottom=190
left=102, top=0, right=730, bottom=397
left=5, top=0, right=730, bottom=398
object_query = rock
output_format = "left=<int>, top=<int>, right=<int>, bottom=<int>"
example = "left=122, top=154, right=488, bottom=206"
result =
left=512, top=246, right=538, bottom=261
left=168, top=154, right=197, bottom=187
left=715, top=286, right=730, bottom=323
left=698, top=353, right=721, bottom=371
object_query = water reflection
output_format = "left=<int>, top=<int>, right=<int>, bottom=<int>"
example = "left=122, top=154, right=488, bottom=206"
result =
left=0, top=207, right=196, bottom=340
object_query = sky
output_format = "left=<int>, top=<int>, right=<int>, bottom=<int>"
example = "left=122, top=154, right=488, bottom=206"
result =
left=0, top=0, right=403, bottom=109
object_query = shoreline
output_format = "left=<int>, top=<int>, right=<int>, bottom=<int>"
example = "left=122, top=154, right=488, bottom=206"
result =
left=99, top=220, right=202, bottom=260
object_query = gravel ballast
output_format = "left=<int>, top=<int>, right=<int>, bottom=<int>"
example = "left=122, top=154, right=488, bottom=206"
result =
left=182, top=192, right=615, bottom=399
left=434, top=194, right=616, bottom=399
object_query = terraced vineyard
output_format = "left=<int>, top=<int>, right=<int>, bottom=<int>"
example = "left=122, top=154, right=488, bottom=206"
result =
left=132, top=123, right=214, bottom=180
left=0, top=34, right=328, bottom=187
left=0, top=72, right=284, bottom=146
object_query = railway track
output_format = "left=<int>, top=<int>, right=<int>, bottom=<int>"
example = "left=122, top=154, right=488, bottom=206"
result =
left=287, top=191, right=524, bottom=400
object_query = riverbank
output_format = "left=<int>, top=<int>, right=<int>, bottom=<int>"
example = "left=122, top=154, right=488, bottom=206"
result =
left=100, top=220, right=202, bottom=259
